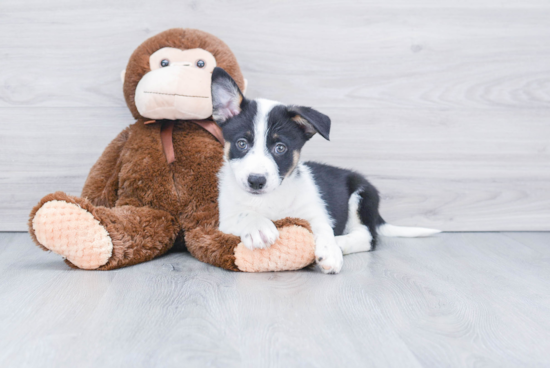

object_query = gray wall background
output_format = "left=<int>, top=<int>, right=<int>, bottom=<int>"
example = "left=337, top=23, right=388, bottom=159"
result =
left=1, top=0, right=549, bottom=231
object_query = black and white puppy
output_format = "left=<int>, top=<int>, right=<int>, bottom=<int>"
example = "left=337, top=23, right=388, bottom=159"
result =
left=211, top=67, right=440, bottom=274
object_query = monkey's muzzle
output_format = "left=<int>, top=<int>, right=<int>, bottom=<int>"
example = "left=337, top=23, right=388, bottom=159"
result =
left=134, top=65, right=213, bottom=120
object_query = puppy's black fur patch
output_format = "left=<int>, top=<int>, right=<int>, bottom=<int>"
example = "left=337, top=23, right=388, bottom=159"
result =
left=266, top=106, right=311, bottom=178
left=305, top=161, right=385, bottom=248
left=222, top=99, right=258, bottom=160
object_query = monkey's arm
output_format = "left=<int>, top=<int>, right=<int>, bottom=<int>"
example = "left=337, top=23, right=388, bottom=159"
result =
left=81, top=127, right=130, bottom=207
left=184, top=218, right=316, bottom=272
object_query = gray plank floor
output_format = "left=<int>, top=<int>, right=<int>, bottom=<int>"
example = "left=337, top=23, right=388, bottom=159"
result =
left=1, top=232, right=549, bottom=368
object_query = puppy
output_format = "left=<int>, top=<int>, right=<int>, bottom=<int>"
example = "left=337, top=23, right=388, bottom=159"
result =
left=211, top=67, right=440, bottom=274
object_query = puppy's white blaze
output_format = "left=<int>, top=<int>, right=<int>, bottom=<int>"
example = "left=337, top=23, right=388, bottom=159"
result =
left=378, top=223, right=441, bottom=237
left=228, top=98, right=281, bottom=192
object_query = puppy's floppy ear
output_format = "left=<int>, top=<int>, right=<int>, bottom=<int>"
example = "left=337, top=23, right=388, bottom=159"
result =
left=211, top=67, right=245, bottom=124
left=288, top=106, right=331, bottom=141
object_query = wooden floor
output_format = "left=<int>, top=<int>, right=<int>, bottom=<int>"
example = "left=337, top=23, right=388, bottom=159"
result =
left=1, top=232, right=549, bottom=368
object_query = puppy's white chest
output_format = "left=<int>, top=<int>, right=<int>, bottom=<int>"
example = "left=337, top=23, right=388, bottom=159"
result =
left=247, top=190, right=299, bottom=220
left=218, top=162, right=332, bottom=227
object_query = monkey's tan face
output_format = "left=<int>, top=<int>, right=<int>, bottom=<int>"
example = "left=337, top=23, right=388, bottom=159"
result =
left=134, top=47, right=217, bottom=120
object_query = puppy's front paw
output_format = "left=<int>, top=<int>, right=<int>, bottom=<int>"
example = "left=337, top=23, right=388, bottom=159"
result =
left=315, top=240, right=343, bottom=274
left=240, top=216, right=279, bottom=250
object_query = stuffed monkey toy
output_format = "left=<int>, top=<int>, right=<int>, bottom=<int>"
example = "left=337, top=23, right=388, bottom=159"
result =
left=28, top=28, right=316, bottom=272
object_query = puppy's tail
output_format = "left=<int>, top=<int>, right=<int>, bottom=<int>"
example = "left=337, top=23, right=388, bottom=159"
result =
left=377, top=223, right=441, bottom=238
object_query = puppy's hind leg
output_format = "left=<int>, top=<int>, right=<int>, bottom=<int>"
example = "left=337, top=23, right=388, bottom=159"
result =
left=336, top=192, right=374, bottom=255
left=336, top=226, right=373, bottom=255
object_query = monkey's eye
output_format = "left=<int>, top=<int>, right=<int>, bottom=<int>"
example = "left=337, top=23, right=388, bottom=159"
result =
left=273, top=143, right=287, bottom=155
left=160, top=59, right=170, bottom=67
left=236, top=139, right=249, bottom=151
left=196, top=60, right=205, bottom=68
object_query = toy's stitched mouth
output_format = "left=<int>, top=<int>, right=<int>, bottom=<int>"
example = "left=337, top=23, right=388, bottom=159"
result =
left=144, top=91, right=209, bottom=98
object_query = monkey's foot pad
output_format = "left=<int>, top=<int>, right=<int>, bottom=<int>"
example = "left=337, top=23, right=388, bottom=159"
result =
left=234, top=225, right=316, bottom=272
left=32, top=200, right=113, bottom=269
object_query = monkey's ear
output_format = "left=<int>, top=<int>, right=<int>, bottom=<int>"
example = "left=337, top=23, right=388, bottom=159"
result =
left=211, top=67, right=244, bottom=124
left=288, top=106, right=331, bottom=141
left=120, top=69, right=126, bottom=83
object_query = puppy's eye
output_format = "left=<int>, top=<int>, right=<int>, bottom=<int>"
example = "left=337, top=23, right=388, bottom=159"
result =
left=160, top=59, right=170, bottom=67
left=236, top=139, right=248, bottom=151
left=196, top=60, right=205, bottom=68
left=274, top=143, right=287, bottom=155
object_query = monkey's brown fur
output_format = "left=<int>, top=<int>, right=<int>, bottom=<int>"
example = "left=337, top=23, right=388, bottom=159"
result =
left=28, top=28, right=315, bottom=271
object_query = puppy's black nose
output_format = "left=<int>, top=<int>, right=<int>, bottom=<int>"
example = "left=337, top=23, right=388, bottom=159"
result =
left=248, top=175, right=267, bottom=190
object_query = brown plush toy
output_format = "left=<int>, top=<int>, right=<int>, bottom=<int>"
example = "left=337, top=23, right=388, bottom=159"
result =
left=28, top=28, right=316, bottom=272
